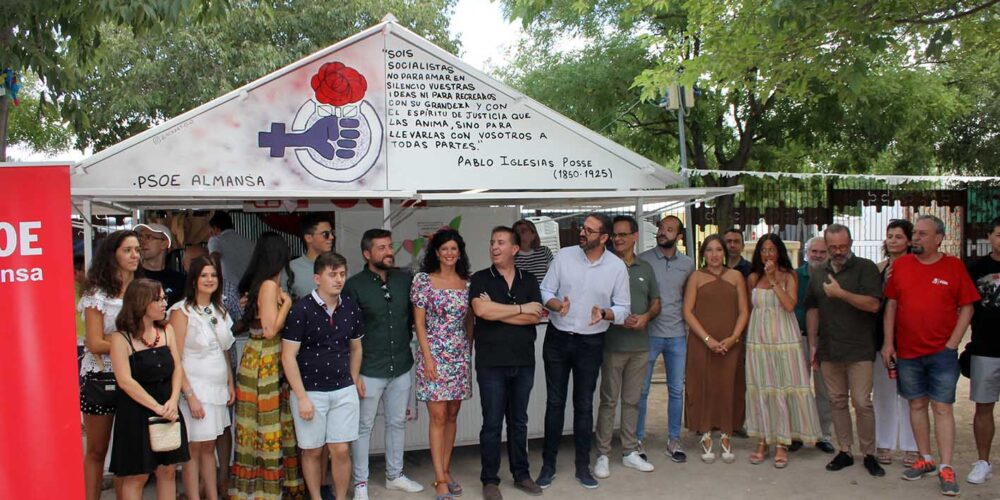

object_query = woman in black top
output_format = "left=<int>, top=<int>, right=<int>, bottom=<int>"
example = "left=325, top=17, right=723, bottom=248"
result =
left=109, top=278, right=189, bottom=499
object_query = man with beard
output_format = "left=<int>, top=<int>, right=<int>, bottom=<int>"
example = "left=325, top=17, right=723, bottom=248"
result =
left=135, top=222, right=185, bottom=305
left=343, top=229, right=424, bottom=500
left=804, top=224, right=885, bottom=477
left=791, top=236, right=836, bottom=454
left=637, top=215, right=694, bottom=463
left=536, top=213, right=630, bottom=490
left=883, top=215, right=979, bottom=496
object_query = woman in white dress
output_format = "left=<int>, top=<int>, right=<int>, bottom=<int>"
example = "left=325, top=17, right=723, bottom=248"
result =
left=169, top=256, right=235, bottom=500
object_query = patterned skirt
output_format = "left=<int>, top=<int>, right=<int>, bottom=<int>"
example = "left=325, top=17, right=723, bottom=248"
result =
left=230, top=333, right=305, bottom=499
left=744, top=296, right=821, bottom=446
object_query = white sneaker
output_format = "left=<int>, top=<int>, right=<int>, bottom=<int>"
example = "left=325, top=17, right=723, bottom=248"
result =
left=353, top=482, right=369, bottom=500
left=622, top=451, right=655, bottom=472
left=386, top=474, right=425, bottom=493
left=967, top=460, right=993, bottom=484
left=594, top=454, right=611, bottom=478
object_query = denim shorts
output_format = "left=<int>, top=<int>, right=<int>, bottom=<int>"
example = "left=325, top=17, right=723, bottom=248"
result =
left=897, top=348, right=960, bottom=404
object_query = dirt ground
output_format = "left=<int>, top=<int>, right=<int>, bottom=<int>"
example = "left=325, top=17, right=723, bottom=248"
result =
left=103, top=360, right=998, bottom=500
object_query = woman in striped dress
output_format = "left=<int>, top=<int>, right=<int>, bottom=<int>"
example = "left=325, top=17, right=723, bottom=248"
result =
left=513, top=219, right=553, bottom=284
left=230, top=232, right=305, bottom=499
left=744, top=234, right=821, bottom=468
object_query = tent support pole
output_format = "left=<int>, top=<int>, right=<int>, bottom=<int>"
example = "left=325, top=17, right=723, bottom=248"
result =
left=635, top=197, right=647, bottom=251
left=382, top=198, right=391, bottom=230
left=83, top=200, right=94, bottom=269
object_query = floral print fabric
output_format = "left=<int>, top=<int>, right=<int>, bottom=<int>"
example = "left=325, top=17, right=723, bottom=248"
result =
left=411, top=272, right=472, bottom=402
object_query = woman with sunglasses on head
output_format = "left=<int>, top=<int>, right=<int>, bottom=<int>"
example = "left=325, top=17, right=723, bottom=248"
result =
left=872, top=219, right=920, bottom=467
left=513, top=219, right=553, bottom=285
left=230, top=232, right=305, bottom=499
left=108, top=279, right=189, bottom=500
left=168, top=256, right=235, bottom=500
left=412, top=229, right=474, bottom=500
left=744, top=234, right=821, bottom=468
left=78, top=229, right=140, bottom=500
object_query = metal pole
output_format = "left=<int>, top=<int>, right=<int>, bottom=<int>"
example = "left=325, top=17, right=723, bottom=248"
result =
left=83, top=200, right=93, bottom=270
left=678, top=91, right=696, bottom=259
left=382, top=198, right=392, bottom=230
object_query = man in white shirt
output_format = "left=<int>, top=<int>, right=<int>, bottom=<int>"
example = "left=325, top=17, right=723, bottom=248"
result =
left=536, top=213, right=630, bottom=490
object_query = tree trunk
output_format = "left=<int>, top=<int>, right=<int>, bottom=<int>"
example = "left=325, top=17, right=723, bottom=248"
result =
left=0, top=95, right=8, bottom=162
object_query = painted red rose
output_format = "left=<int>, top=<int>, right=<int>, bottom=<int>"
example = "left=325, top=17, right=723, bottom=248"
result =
left=311, top=62, right=367, bottom=106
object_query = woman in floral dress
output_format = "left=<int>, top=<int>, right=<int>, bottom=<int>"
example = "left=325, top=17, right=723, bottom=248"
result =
left=412, top=228, right=473, bottom=500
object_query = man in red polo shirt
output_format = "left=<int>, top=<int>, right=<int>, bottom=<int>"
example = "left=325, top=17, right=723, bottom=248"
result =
left=882, top=214, right=979, bottom=496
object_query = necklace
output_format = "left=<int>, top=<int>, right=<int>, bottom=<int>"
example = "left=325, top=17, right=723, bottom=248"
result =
left=196, top=303, right=219, bottom=325
left=141, top=328, right=160, bottom=348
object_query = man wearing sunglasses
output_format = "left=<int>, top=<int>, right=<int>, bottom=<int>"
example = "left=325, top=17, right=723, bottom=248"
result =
left=287, top=213, right=336, bottom=299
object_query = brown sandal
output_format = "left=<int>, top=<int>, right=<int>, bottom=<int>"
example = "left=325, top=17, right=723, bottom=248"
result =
left=876, top=448, right=893, bottom=465
left=773, top=445, right=789, bottom=469
left=749, top=441, right=768, bottom=465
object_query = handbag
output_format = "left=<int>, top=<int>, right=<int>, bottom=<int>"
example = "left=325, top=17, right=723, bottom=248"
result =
left=959, top=348, right=972, bottom=379
left=148, top=416, right=182, bottom=452
left=81, top=371, right=118, bottom=408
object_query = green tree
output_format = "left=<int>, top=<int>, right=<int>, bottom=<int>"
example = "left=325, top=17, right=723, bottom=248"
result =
left=5, top=77, right=74, bottom=157
left=0, top=0, right=228, bottom=160
left=73, top=0, right=459, bottom=151
left=502, top=0, right=1000, bottom=227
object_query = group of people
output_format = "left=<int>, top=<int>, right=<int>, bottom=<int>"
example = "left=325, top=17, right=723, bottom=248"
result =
left=74, top=210, right=999, bottom=499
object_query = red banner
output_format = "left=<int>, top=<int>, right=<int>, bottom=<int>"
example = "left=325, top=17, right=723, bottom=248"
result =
left=0, top=165, right=83, bottom=499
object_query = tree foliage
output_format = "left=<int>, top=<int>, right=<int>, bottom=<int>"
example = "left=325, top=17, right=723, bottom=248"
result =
left=73, top=0, right=459, bottom=151
left=0, top=0, right=229, bottom=160
left=501, top=0, right=1000, bottom=180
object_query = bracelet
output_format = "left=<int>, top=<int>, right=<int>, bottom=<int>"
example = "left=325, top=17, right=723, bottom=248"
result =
left=518, top=304, right=522, bottom=314
left=704, top=335, right=711, bottom=344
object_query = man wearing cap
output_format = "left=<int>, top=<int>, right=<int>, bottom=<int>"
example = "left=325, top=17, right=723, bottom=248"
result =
left=136, top=222, right=186, bottom=305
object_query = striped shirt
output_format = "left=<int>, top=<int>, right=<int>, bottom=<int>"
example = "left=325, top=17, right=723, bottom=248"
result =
left=514, top=246, right=553, bottom=285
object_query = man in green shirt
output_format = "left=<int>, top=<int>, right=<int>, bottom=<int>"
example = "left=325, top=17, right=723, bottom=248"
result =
left=343, top=229, right=424, bottom=499
left=593, top=216, right=661, bottom=479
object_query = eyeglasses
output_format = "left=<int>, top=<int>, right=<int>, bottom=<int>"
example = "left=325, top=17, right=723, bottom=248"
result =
left=612, top=232, right=635, bottom=239
left=314, top=230, right=334, bottom=240
left=380, top=281, right=391, bottom=301
left=580, top=226, right=603, bottom=236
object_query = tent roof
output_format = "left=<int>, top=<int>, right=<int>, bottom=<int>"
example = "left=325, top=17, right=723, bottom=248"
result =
left=70, top=15, right=716, bottom=208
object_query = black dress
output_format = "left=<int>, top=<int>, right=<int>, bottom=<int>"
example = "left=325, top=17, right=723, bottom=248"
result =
left=109, top=331, right=189, bottom=476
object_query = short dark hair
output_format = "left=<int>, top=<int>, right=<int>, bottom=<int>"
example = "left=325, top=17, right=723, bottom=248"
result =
left=585, top=212, right=612, bottom=235
left=724, top=228, right=744, bottom=241
left=612, top=215, right=638, bottom=234
left=300, top=213, right=333, bottom=238
left=491, top=226, right=520, bottom=246
left=660, top=215, right=684, bottom=235
left=314, top=252, right=348, bottom=275
left=990, top=216, right=1000, bottom=234
left=360, top=228, right=392, bottom=254
left=209, top=211, right=234, bottom=231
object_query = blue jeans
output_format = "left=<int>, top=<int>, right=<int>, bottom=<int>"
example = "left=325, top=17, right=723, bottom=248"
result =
left=351, top=371, right=412, bottom=483
left=477, top=365, right=534, bottom=485
left=637, top=336, right=686, bottom=442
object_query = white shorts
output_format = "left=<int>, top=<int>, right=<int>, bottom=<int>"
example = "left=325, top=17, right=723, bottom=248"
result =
left=970, top=355, right=1000, bottom=403
left=290, top=385, right=360, bottom=449
left=180, top=399, right=231, bottom=443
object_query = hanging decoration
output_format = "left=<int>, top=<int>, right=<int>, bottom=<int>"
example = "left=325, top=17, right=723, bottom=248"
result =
left=2, top=68, right=21, bottom=106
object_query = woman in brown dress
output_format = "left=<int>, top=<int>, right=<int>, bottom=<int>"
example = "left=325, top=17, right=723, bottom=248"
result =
left=683, top=234, right=749, bottom=464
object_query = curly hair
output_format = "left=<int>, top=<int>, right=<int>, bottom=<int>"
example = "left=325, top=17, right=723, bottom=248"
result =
left=421, top=228, right=471, bottom=280
left=238, top=232, right=290, bottom=321
left=749, top=233, right=794, bottom=276
left=116, top=278, right=168, bottom=339
left=183, top=256, right=225, bottom=314
left=84, top=230, right=139, bottom=297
